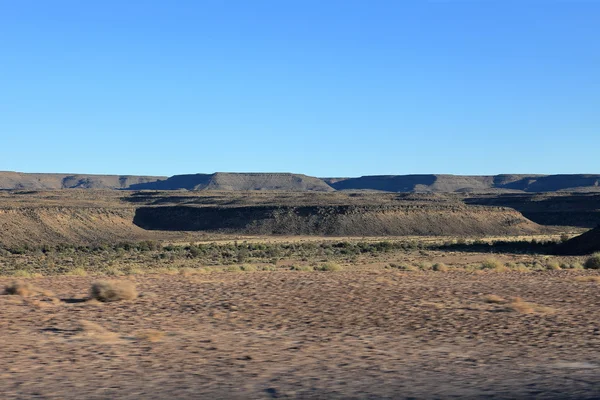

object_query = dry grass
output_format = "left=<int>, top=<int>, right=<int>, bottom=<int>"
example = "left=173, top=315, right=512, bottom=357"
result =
left=4, top=281, right=36, bottom=297
left=481, top=258, right=508, bottom=272
left=546, top=261, right=562, bottom=271
left=135, top=329, right=165, bottom=342
left=432, top=263, right=449, bottom=272
left=483, top=294, right=507, bottom=304
left=90, top=280, right=138, bottom=302
left=506, top=297, right=556, bottom=315
left=179, top=267, right=199, bottom=276
left=316, top=263, right=343, bottom=272
left=66, top=267, right=88, bottom=277
left=75, top=320, right=121, bottom=343
left=573, top=276, right=600, bottom=283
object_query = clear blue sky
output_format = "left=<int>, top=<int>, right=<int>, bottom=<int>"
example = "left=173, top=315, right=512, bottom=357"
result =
left=1, top=1, right=598, bottom=177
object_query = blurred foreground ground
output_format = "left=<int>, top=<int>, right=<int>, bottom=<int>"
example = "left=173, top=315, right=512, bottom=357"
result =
left=1, top=270, right=599, bottom=399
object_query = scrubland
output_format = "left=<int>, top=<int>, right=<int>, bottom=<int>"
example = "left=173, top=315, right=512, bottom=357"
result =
left=2, top=236, right=600, bottom=399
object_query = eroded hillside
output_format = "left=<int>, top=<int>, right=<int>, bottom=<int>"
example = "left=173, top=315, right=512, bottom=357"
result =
left=0, top=190, right=549, bottom=247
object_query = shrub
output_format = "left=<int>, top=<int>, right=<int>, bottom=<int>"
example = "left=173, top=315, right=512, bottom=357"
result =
left=417, top=262, right=432, bottom=271
left=316, top=263, right=342, bottom=272
left=546, top=260, right=561, bottom=270
left=90, top=280, right=138, bottom=302
left=513, top=263, right=530, bottom=272
left=483, top=294, right=506, bottom=304
left=432, top=263, right=449, bottom=272
left=4, top=281, right=35, bottom=297
left=481, top=258, right=503, bottom=270
left=584, top=253, right=600, bottom=270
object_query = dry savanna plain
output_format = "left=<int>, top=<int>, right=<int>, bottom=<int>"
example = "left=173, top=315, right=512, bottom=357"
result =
left=1, top=189, right=600, bottom=399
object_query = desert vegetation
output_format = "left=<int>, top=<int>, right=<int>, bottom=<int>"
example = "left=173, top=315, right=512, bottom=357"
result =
left=1, top=190, right=600, bottom=399
left=0, top=235, right=587, bottom=278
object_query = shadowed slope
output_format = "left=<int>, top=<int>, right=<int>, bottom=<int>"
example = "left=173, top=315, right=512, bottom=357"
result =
left=555, top=226, right=600, bottom=255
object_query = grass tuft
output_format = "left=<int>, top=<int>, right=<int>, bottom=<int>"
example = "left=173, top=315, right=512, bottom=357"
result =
left=90, top=280, right=138, bottom=302
left=432, top=263, right=449, bottom=272
left=483, top=294, right=506, bottom=304
left=316, top=263, right=342, bottom=272
left=506, top=297, right=555, bottom=315
left=135, top=329, right=165, bottom=342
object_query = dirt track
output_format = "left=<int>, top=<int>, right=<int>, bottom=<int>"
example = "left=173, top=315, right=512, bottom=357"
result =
left=2, top=270, right=599, bottom=399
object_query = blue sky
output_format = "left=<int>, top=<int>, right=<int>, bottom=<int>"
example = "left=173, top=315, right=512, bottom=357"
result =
left=1, top=1, right=598, bottom=177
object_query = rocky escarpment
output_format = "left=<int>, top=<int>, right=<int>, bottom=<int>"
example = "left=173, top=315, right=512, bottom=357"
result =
left=0, top=207, right=153, bottom=247
left=464, top=193, right=600, bottom=228
left=133, top=204, right=542, bottom=237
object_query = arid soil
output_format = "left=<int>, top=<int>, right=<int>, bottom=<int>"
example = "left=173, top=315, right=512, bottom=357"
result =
left=2, top=270, right=599, bottom=399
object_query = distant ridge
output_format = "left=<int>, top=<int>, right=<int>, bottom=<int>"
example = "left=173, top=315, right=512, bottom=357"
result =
left=324, top=174, right=600, bottom=193
left=0, top=171, right=165, bottom=190
left=128, top=173, right=335, bottom=192
left=0, top=171, right=599, bottom=193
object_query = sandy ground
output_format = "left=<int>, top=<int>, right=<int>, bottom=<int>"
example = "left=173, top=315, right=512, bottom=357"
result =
left=1, top=270, right=600, bottom=399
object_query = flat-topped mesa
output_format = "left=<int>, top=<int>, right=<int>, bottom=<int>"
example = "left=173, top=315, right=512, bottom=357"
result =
left=1, top=171, right=599, bottom=192
left=128, top=173, right=335, bottom=191
left=0, top=171, right=165, bottom=190
left=325, top=174, right=600, bottom=193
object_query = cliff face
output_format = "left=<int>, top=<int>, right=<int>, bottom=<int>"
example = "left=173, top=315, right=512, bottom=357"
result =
left=0, top=190, right=549, bottom=247
left=0, top=207, right=151, bottom=247
left=133, top=204, right=542, bottom=237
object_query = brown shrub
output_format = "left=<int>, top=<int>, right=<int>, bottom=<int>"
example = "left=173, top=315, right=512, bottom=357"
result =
left=90, top=280, right=138, bottom=302
left=480, top=258, right=508, bottom=272
left=4, top=281, right=35, bottom=297
left=546, top=261, right=561, bottom=270
left=432, top=263, right=449, bottom=272
left=483, top=294, right=506, bottom=304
